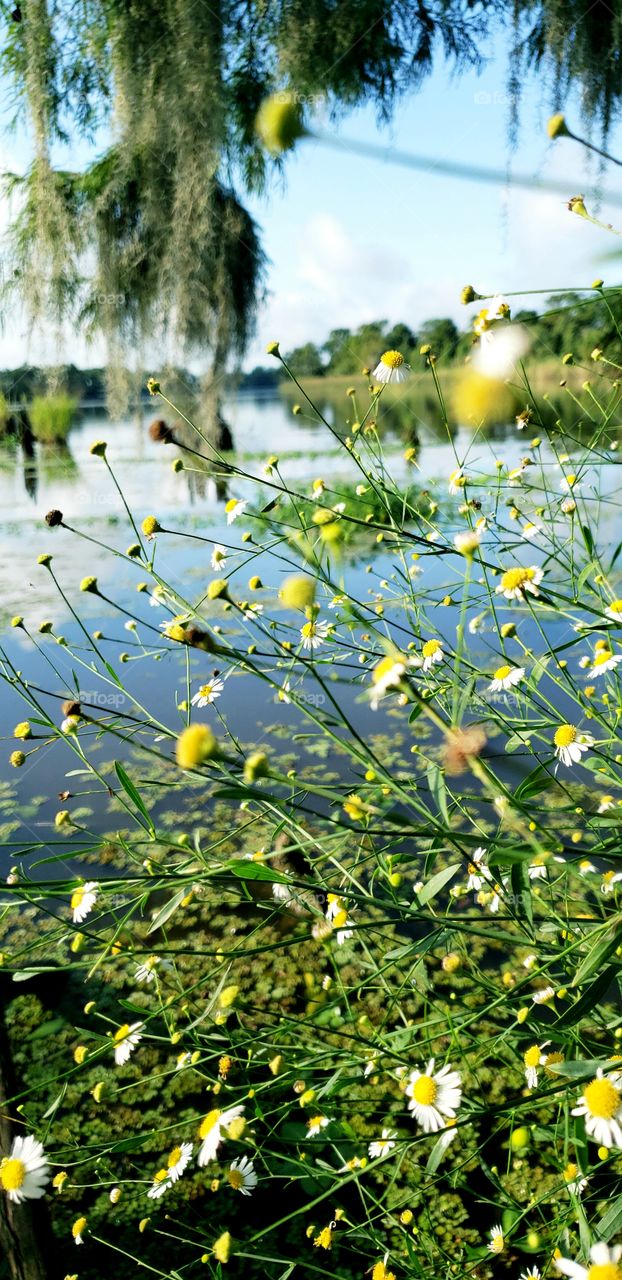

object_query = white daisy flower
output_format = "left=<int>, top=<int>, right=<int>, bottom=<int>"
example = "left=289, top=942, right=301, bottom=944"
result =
left=522, top=522, right=541, bottom=540
left=369, top=653, right=408, bottom=709
left=522, top=953, right=537, bottom=970
left=578, top=858, right=597, bottom=874
left=421, top=638, right=443, bottom=671
left=0, top=1135, right=50, bottom=1203
left=113, top=1022, right=144, bottom=1065
left=61, top=716, right=80, bottom=733
left=147, top=1169, right=171, bottom=1200
left=300, top=619, right=330, bottom=650
left=135, top=954, right=159, bottom=984
left=484, top=882, right=505, bottom=913
left=325, top=892, right=355, bottom=942
left=454, top=530, right=482, bottom=556
left=601, top=871, right=622, bottom=895
left=70, top=881, right=99, bottom=924
left=372, top=350, right=410, bottom=384
left=606, top=599, right=622, bottom=624
left=406, top=1058, right=462, bottom=1132
left=496, top=565, right=543, bottom=600
left=466, top=847, right=488, bottom=892
left=211, top=544, right=228, bottom=571
left=488, top=664, right=525, bottom=693
left=197, top=1105, right=245, bottom=1166
left=556, top=1241, right=622, bottom=1280
left=149, top=586, right=166, bottom=607
left=562, top=1161, right=588, bottom=1195
left=448, top=468, right=466, bottom=495
left=368, top=1129, right=397, bottom=1159
left=474, top=324, right=529, bottom=378
left=528, top=859, right=547, bottom=880
left=226, top=1155, right=257, bottom=1196
left=589, top=648, right=622, bottom=677
left=520, top=1267, right=542, bottom=1280
left=523, top=1042, right=549, bottom=1088
left=307, top=1115, right=330, bottom=1137
left=532, top=985, right=555, bottom=1005
left=488, top=1224, right=505, bottom=1255
left=598, top=795, right=615, bottom=813
left=164, top=1142, right=193, bottom=1183
left=191, top=679, right=224, bottom=707
left=561, top=473, right=580, bottom=493
left=225, top=499, right=247, bottom=525
left=553, top=724, right=594, bottom=767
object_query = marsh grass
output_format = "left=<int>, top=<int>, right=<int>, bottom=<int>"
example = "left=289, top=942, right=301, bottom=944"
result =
left=29, top=391, right=78, bottom=442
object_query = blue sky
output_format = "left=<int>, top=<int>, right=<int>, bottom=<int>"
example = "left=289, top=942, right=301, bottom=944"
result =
left=1, top=33, right=621, bottom=370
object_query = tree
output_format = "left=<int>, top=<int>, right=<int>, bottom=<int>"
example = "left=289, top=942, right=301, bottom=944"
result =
left=283, top=342, right=325, bottom=376
left=2, top=0, right=622, bottom=386
left=417, top=317, right=460, bottom=359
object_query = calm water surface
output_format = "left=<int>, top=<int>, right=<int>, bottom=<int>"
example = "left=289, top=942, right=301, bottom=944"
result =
left=0, top=390, right=619, bottom=876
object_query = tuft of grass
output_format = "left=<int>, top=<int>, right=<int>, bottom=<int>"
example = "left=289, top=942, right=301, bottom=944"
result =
left=29, top=391, right=77, bottom=442
left=0, top=391, right=12, bottom=437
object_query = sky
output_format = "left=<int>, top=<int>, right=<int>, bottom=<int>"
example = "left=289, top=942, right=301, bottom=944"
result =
left=1, top=33, right=621, bottom=371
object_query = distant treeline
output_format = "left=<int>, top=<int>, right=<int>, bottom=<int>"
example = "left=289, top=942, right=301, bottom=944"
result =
left=269, top=290, right=622, bottom=380
left=3, top=290, right=621, bottom=402
left=0, top=363, right=279, bottom=403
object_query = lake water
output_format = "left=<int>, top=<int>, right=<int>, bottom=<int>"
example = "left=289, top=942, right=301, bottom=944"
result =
left=0, top=388, right=619, bottom=878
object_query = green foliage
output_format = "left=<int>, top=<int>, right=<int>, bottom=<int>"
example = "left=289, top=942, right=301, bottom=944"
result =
left=28, top=392, right=77, bottom=442
left=2, top=0, right=622, bottom=379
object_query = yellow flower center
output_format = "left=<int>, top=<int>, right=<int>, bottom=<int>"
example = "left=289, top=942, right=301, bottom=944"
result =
left=114, top=1023, right=130, bottom=1044
left=72, top=1217, right=87, bottom=1239
left=566, top=473, right=577, bottom=486
left=609, top=599, right=622, bottom=615
left=153, top=1168, right=168, bottom=1184
left=373, top=1264, right=396, bottom=1280
left=563, top=1162, right=577, bottom=1181
left=411, top=1074, right=437, bottom=1106
left=501, top=566, right=535, bottom=590
left=198, top=683, right=214, bottom=697
left=584, top=1076, right=621, bottom=1119
left=332, top=909, right=348, bottom=929
left=373, top=655, right=402, bottom=684
left=225, top=499, right=238, bottom=513
left=587, top=1266, right=622, bottom=1280
left=314, top=1226, right=334, bottom=1250
left=70, top=887, right=84, bottom=909
left=198, top=1109, right=221, bottom=1139
left=524, top=1045, right=541, bottom=1068
left=227, top=1168, right=243, bottom=1191
left=422, top=639, right=441, bottom=659
left=493, top=664, right=512, bottom=680
left=594, top=650, right=613, bottom=666
left=554, top=724, right=577, bottom=748
left=167, top=1147, right=181, bottom=1168
left=301, top=622, right=316, bottom=638
left=380, top=350, right=404, bottom=369
left=0, top=1158, right=25, bottom=1191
